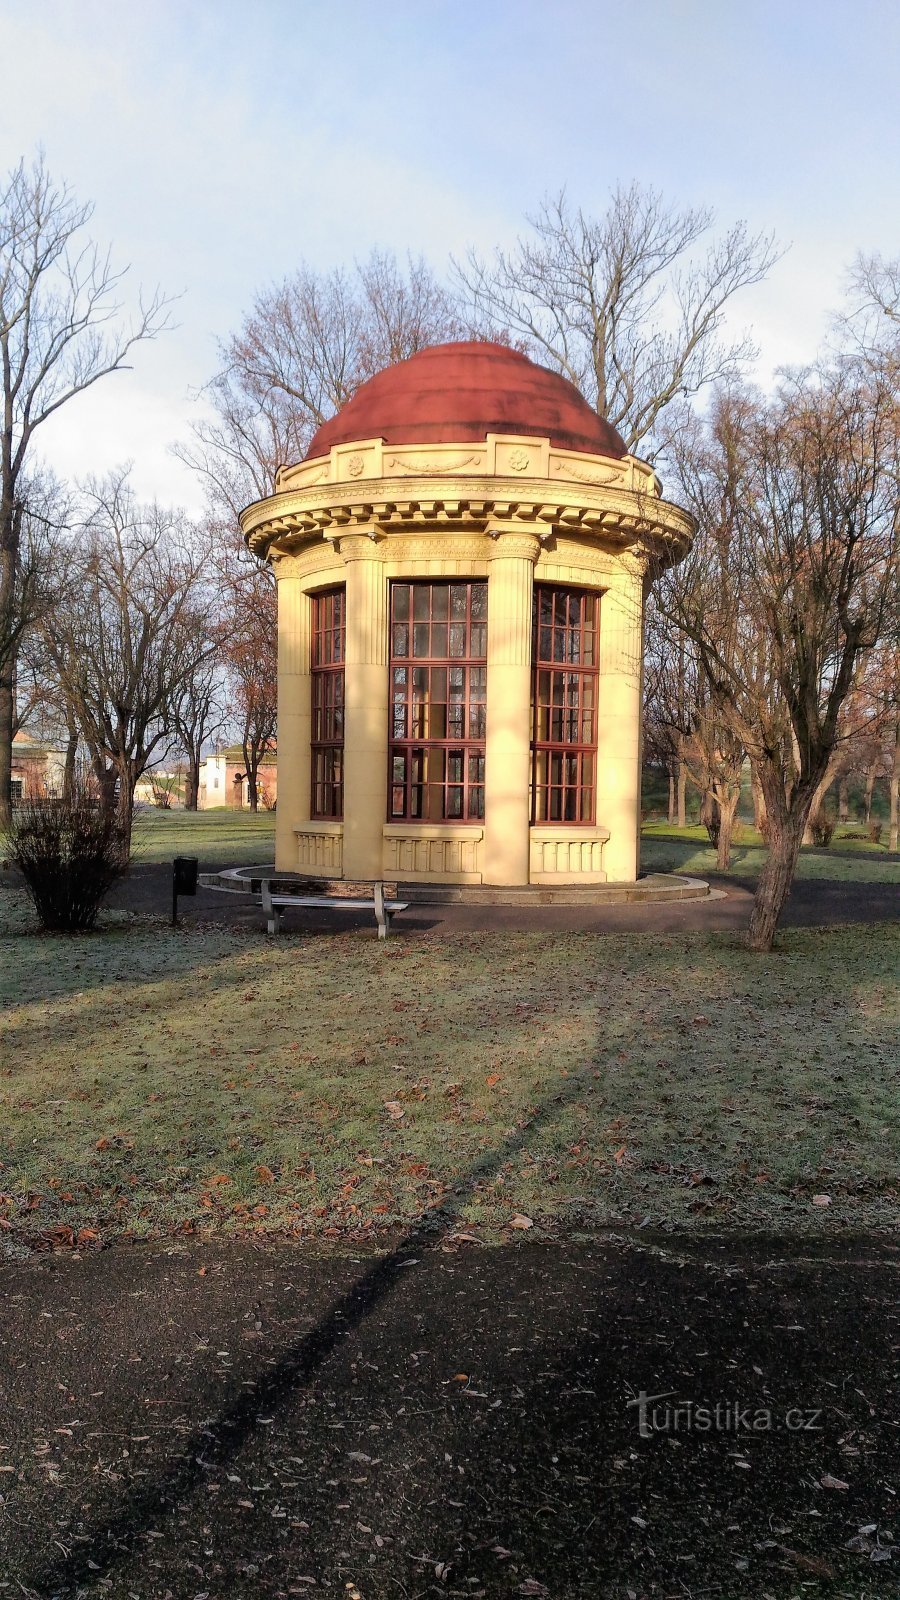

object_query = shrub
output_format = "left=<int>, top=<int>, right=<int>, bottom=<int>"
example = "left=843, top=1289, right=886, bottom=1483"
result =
left=811, top=815, right=835, bottom=847
left=8, top=779, right=128, bottom=930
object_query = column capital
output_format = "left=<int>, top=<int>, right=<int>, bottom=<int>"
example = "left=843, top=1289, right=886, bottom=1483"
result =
left=329, top=529, right=383, bottom=564
left=484, top=528, right=542, bottom=564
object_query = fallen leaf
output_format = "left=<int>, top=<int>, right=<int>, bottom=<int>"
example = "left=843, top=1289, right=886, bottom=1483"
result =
left=383, top=1101, right=405, bottom=1120
left=777, top=1547, right=835, bottom=1580
left=94, top=1137, right=109, bottom=1151
left=820, top=1473, right=849, bottom=1490
left=256, top=1165, right=275, bottom=1184
left=508, top=1214, right=533, bottom=1230
left=812, top=1194, right=832, bottom=1206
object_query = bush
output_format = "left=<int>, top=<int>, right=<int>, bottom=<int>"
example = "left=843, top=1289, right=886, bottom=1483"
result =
left=811, top=815, right=836, bottom=848
left=8, top=780, right=128, bottom=930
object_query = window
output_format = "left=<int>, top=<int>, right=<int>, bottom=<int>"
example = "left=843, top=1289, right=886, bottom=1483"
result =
left=389, top=581, right=487, bottom=822
left=531, top=585, right=599, bottom=824
left=311, top=587, right=345, bottom=818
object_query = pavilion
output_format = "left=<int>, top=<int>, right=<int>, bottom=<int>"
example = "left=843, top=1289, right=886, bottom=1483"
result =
left=240, top=341, right=693, bottom=888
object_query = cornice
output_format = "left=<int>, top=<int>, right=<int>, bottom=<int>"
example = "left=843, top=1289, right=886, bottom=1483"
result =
left=242, top=474, right=693, bottom=569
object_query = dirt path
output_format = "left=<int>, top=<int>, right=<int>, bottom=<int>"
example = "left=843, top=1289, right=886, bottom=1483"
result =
left=1, top=1232, right=897, bottom=1598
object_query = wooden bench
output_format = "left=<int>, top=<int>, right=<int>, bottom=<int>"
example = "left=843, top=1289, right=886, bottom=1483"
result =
left=260, top=878, right=409, bottom=938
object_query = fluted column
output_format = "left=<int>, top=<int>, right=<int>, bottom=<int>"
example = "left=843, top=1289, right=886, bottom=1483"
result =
left=483, top=530, right=541, bottom=885
left=595, top=563, right=645, bottom=881
left=274, top=563, right=311, bottom=872
left=339, top=533, right=388, bottom=881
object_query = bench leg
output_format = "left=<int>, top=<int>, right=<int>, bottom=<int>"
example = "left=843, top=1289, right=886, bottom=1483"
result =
left=267, top=906, right=282, bottom=935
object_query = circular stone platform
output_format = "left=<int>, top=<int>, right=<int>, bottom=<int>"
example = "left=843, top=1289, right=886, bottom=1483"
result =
left=199, top=866, right=710, bottom=907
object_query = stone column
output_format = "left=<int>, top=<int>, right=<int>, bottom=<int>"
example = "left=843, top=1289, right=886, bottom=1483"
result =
left=339, top=532, right=388, bottom=881
left=483, top=530, right=541, bottom=885
left=274, top=560, right=311, bottom=872
left=595, top=561, right=645, bottom=881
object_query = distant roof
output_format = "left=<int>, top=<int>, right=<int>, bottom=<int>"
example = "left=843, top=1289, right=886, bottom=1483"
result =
left=304, top=341, right=627, bottom=462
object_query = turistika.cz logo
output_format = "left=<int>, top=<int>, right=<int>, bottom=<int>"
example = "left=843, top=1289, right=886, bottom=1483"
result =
left=627, top=1390, right=823, bottom=1439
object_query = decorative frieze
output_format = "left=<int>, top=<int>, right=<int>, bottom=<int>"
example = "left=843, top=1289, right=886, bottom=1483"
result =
left=382, top=825, right=483, bottom=882
left=529, top=827, right=610, bottom=880
left=295, top=824, right=344, bottom=875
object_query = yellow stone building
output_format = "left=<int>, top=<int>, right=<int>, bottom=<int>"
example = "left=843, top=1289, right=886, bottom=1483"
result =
left=241, top=342, right=692, bottom=889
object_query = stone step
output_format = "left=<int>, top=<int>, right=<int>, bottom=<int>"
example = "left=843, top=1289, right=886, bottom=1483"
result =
left=198, top=868, right=709, bottom=907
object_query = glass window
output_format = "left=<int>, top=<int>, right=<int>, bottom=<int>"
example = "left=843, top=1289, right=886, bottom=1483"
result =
left=389, top=581, right=487, bottom=822
left=311, top=587, right=345, bottom=819
left=531, top=586, right=599, bottom=824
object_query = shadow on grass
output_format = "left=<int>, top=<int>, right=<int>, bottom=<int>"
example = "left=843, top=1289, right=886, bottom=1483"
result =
left=24, top=1060, right=601, bottom=1594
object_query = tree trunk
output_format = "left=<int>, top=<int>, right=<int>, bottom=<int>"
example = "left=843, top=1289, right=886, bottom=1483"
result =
left=747, top=808, right=809, bottom=952
left=803, top=775, right=833, bottom=845
left=0, top=672, right=13, bottom=830
left=883, top=723, right=890, bottom=857
left=184, top=756, right=200, bottom=811
left=864, top=761, right=877, bottom=822
left=667, top=765, right=676, bottom=825
left=115, top=764, right=135, bottom=861
left=716, top=787, right=740, bottom=870
left=63, top=721, right=78, bottom=801
left=751, top=769, right=767, bottom=834
left=700, top=787, right=718, bottom=846
left=676, top=763, right=687, bottom=828
left=838, top=773, right=849, bottom=823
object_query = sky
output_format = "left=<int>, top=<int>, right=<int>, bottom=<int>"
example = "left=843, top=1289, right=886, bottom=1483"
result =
left=1, top=0, right=898, bottom=513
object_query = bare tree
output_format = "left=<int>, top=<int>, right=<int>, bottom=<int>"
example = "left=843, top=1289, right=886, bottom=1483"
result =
left=172, top=650, right=226, bottom=811
left=219, top=562, right=277, bottom=813
left=0, top=152, right=170, bottom=825
left=454, top=184, right=780, bottom=458
left=44, top=475, right=218, bottom=853
left=660, top=367, right=900, bottom=950
left=178, top=249, right=468, bottom=528
left=644, top=597, right=746, bottom=865
left=0, top=471, right=68, bottom=739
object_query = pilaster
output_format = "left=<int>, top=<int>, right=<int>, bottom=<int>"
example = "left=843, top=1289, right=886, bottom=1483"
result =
left=595, top=561, right=645, bottom=881
left=274, top=565, right=311, bottom=871
left=337, top=532, right=388, bottom=880
left=482, top=530, right=541, bottom=885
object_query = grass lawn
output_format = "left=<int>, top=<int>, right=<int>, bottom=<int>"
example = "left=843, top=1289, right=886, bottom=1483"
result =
left=641, top=820, right=900, bottom=883
left=131, top=806, right=276, bottom=866
left=1, top=874, right=897, bottom=1246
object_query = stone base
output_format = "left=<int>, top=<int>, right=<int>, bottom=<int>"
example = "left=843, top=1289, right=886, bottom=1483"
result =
left=200, top=866, right=710, bottom=907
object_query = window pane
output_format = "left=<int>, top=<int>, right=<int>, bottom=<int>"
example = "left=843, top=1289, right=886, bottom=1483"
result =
left=389, top=580, right=488, bottom=823
left=311, top=588, right=346, bottom=818
left=530, top=585, right=599, bottom=826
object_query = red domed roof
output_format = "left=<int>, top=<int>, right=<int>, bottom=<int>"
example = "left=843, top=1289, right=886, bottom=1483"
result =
left=304, top=341, right=626, bottom=462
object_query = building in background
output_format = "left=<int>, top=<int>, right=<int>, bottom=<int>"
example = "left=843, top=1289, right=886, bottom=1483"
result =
left=10, top=730, right=67, bottom=803
left=198, top=745, right=277, bottom=810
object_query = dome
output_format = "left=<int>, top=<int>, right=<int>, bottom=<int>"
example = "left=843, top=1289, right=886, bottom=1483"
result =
left=304, top=341, right=627, bottom=462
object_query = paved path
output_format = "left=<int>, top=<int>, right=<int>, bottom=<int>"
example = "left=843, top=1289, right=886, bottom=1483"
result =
left=107, top=862, right=899, bottom=937
left=2, top=1231, right=897, bottom=1598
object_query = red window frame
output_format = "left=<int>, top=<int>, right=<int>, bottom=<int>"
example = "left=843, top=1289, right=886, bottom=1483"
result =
left=531, top=585, right=600, bottom=824
left=310, top=587, right=345, bottom=819
left=389, top=580, right=487, bottom=823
